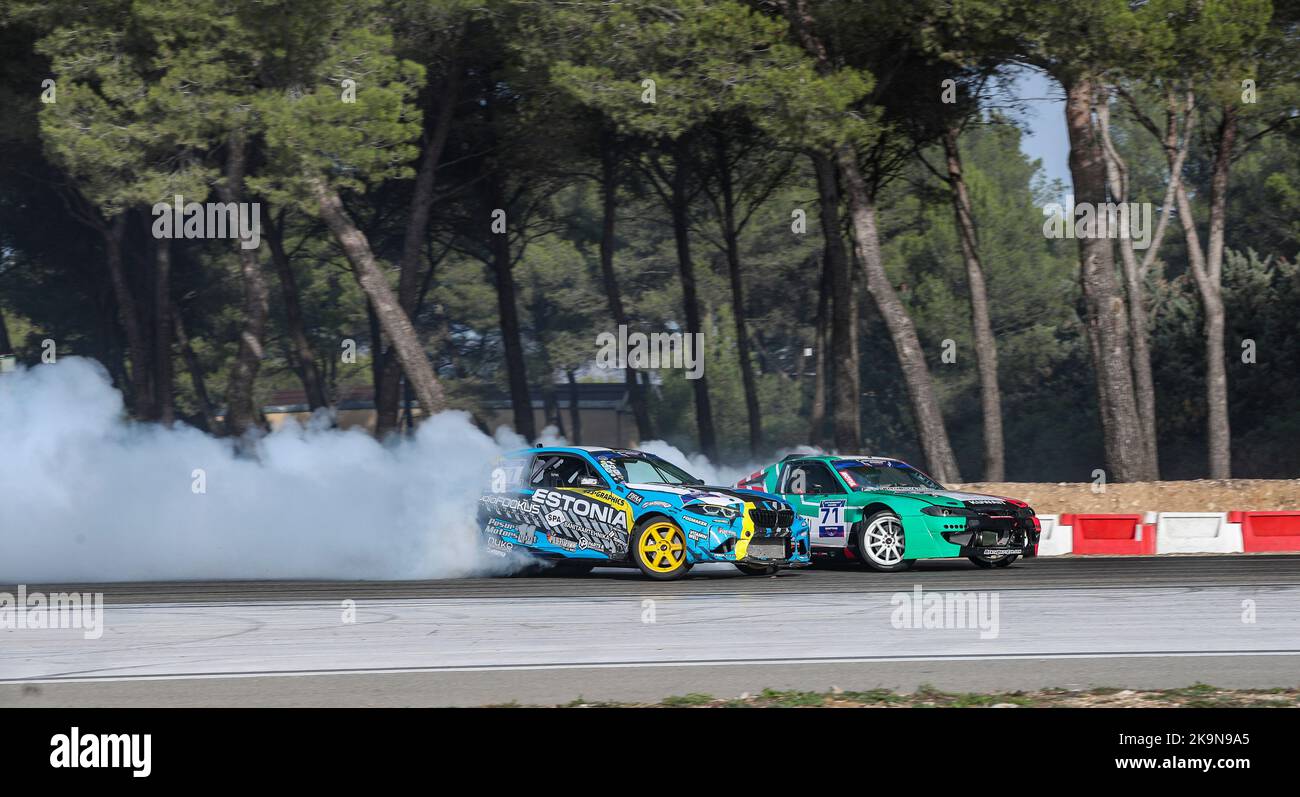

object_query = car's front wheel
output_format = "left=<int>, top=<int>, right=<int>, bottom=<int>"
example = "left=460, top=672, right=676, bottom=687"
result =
left=632, top=519, right=691, bottom=580
left=854, top=511, right=916, bottom=572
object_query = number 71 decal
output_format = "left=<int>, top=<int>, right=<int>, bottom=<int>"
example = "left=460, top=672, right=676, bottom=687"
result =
left=816, top=499, right=846, bottom=538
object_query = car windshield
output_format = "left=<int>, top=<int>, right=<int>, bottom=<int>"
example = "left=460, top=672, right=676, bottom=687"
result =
left=836, top=462, right=944, bottom=491
left=611, top=456, right=703, bottom=485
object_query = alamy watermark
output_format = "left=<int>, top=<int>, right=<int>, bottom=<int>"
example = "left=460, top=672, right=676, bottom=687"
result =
left=1042, top=195, right=1153, bottom=250
left=595, top=324, right=704, bottom=380
left=0, top=585, right=104, bottom=640
left=890, top=585, right=1000, bottom=640
left=151, top=194, right=261, bottom=249
left=50, top=727, right=151, bottom=778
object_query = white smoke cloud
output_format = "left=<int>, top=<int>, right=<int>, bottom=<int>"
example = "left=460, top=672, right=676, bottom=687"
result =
left=0, top=358, right=516, bottom=583
left=637, top=440, right=822, bottom=488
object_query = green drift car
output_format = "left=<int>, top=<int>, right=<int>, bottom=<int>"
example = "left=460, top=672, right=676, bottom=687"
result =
left=736, top=455, right=1041, bottom=572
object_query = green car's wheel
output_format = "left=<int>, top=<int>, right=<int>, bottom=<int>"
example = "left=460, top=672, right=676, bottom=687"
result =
left=734, top=562, right=778, bottom=576
left=968, top=553, right=1018, bottom=569
left=632, top=519, right=691, bottom=580
left=855, top=511, right=916, bottom=572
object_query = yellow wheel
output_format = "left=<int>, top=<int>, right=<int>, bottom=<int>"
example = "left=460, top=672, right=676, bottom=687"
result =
left=632, top=519, right=690, bottom=580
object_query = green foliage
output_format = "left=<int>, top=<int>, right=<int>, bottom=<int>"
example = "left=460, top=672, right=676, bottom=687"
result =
left=1, top=0, right=1297, bottom=477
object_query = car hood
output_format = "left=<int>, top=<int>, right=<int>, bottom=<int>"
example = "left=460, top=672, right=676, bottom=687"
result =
left=854, top=487, right=1012, bottom=508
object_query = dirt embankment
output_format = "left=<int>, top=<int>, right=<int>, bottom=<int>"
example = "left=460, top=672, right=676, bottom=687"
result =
left=949, top=479, right=1300, bottom=515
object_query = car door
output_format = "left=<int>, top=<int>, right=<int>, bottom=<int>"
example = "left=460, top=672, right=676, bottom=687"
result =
left=526, top=454, right=627, bottom=558
left=780, top=461, right=848, bottom=547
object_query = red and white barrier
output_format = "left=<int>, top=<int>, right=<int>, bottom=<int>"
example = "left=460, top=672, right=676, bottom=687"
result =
left=1022, top=508, right=1298, bottom=557
left=1035, top=514, right=1072, bottom=556
left=1063, top=512, right=1157, bottom=556
left=1231, top=511, right=1300, bottom=553
left=1154, top=512, right=1243, bottom=554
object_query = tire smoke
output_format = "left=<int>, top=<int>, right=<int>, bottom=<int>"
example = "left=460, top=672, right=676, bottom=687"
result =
left=0, top=358, right=516, bottom=583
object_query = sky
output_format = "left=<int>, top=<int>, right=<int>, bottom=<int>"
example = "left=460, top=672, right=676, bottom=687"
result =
left=1005, top=65, right=1072, bottom=200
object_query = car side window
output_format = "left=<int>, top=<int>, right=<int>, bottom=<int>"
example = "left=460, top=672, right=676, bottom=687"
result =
left=807, top=464, right=842, bottom=494
left=528, top=455, right=605, bottom=489
left=489, top=456, right=530, bottom=493
left=781, top=462, right=840, bottom=495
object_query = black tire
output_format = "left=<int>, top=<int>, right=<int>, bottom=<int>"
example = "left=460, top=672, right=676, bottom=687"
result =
left=968, top=553, right=1018, bottom=569
left=853, top=511, right=916, bottom=572
left=631, top=518, right=691, bottom=581
left=734, top=562, right=779, bottom=576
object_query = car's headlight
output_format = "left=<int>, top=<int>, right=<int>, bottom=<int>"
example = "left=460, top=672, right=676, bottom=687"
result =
left=921, top=505, right=973, bottom=517
left=690, top=503, right=742, bottom=520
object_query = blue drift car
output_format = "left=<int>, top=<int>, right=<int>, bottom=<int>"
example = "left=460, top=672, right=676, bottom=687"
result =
left=478, top=446, right=811, bottom=580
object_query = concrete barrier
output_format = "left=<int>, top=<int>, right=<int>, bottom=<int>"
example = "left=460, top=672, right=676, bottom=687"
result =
left=1231, top=511, right=1300, bottom=552
left=1035, top=514, right=1072, bottom=556
left=1154, top=512, right=1243, bottom=554
left=1067, top=513, right=1156, bottom=555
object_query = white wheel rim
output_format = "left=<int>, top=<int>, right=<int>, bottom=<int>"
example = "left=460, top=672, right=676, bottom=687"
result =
left=864, top=516, right=904, bottom=565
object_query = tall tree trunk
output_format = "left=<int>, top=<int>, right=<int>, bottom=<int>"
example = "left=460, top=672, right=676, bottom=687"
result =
left=376, top=67, right=461, bottom=437
left=1173, top=103, right=1235, bottom=478
left=598, top=130, right=654, bottom=440
left=1096, top=95, right=1161, bottom=476
left=218, top=131, right=269, bottom=437
left=669, top=148, right=719, bottom=462
left=1202, top=106, right=1236, bottom=479
left=310, top=175, right=447, bottom=417
left=541, top=377, right=564, bottom=439
left=104, top=213, right=154, bottom=419
left=1062, top=77, right=1152, bottom=482
left=942, top=126, right=1004, bottom=481
left=811, top=151, right=860, bottom=452
left=567, top=369, right=582, bottom=445
left=173, top=302, right=217, bottom=432
left=808, top=251, right=830, bottom=447
left=266, top=212, right=329, bottom=411
left=717, top=137, right=762, bottom=456
left=835, top=146, right=961, bottom=482
left=154, top=238, right=174, bottom=426
left=366, top=299, right=385, bottom=412
left=788, top=0, right=861, bottom=453
left=486, top=173, right=535, bottom=441
left=0, top=304, right=11, bottom=354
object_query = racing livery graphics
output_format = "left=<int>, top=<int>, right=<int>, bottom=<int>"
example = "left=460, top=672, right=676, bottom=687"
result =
left=478, top=446, right=811, bottom=580
left=737, top=455, right=1040, bottom=572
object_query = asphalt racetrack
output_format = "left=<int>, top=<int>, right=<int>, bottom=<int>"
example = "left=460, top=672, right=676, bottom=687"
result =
left=2, top=555, right=1298, bottom=706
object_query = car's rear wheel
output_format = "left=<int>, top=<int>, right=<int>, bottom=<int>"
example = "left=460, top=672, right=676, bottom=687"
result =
left=734, top=562, right=778, bottom=576
left=632, top=519, right=690, bottom=580
left=968, top=553, right=1018, bottom=569
left=855, top=511, right=916, bottom=572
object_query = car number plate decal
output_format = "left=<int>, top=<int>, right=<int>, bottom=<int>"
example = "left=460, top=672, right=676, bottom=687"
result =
left=816, top=499, right=846, bottom=538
